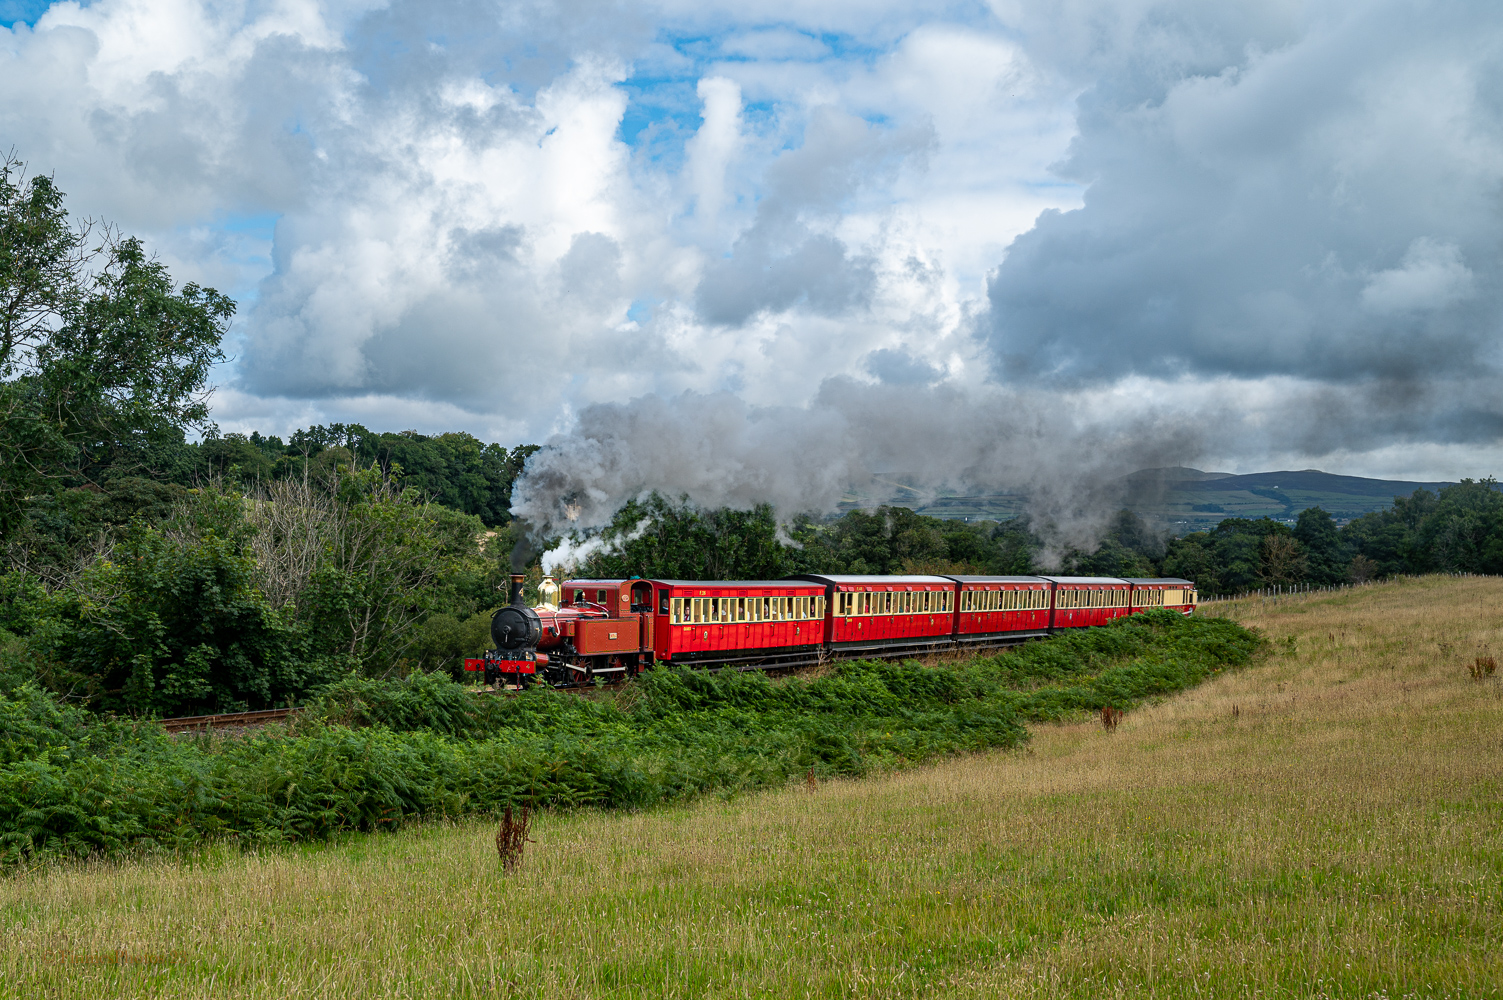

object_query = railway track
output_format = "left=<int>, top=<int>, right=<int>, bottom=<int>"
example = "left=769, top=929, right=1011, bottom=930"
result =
left=156, top=708, right=296, bottom=732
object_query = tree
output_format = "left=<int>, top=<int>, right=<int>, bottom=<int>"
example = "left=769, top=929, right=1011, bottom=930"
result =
left=1293, top=507, right=1348, bottom=585
left=1259, top=534, right=1307, bottom=585
left=574, top=493, right=794, bottom=581
left=1, top=153, right=232, bottom=537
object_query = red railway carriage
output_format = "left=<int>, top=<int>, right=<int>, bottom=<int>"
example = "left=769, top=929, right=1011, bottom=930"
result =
left=791, top=575, right=958, bottom=655
left=1124, top=578, right=1198, bottom=615
left=649, top=579, right=827, bottom=666
left=1042, top=576, right=1134, bottom=628
left=948, top=576, right=1053, bottom=644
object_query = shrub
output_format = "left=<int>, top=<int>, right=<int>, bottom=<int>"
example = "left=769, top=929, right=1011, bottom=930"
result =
left=0, top=610, right=1259, bottom=863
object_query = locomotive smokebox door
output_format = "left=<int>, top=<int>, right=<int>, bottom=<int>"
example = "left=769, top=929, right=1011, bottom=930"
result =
left=492, top=573, right=543, bottom=654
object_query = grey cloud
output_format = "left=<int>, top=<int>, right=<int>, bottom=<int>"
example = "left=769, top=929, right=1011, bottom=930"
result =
left=863, top=348, right=941, bottom=386
left=984, top=1, right=1503, bottom=393
left=558, top=231, right=623, bottom=307
left=695, top=106, right=930, bottom=326
left=696, top=231, right=875, bottom=325
left=446, top=225, right=527, bottom=278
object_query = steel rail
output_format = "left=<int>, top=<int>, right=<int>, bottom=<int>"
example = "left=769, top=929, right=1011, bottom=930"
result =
left=156, top=708, right=296, bottom=732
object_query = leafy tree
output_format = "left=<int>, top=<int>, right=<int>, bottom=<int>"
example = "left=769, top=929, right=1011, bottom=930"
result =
left=1161, top=534, right=1219, bottom=593
left=576, top=493, right=794, bottom=580
left=1, top=153, right=232, bottom=538
left=1293, top=507, right=1348, bottom=585
left=1162, top=517, right=1290, bottom=595
left=21, top=497, right=317, bottom=716
left=1065, top=510, right=1162, bottom=578
left=1410, top=478, right=1503, bottom=573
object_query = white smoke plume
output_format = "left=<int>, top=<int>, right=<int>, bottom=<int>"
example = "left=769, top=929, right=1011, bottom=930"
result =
left=511, top=378, right=1212, bottom=567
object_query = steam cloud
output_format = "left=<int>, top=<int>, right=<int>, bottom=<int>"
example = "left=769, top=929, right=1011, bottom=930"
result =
left=512, top=379, right=1212, bottom=568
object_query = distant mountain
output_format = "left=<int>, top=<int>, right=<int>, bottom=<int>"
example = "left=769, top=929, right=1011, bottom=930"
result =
left=837, top=467, right=1458, bottom=531
left=1115, top=468, right=1456, bottom=530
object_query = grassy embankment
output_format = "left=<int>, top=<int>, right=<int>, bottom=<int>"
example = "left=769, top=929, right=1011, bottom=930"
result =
left=2, top=576, right=1500, bottom=998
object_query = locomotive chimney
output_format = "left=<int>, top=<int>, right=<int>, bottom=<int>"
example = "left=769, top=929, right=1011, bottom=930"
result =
left=509, top=573, right=526, bottom=607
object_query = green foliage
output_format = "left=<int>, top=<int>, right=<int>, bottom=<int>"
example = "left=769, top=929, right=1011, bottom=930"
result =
left=1163, top=517, right=1291, bottom=595
left=579, top=493, right=795, bottom=580
left=1293, top=507, right=1348, bottom=585
left=196, top=424, right=536, bottom=526
left=574, top=495, right=1040, bottom=581
left=1165, top=481, right=1503, bottom=593
left=23, top=518, right=321, bottom=717
left=0, top=610, right=1258, bottom=863
left=792, top=504, right=1038, bottom=576
left=2, top=153, right=232, bottom=542
left=1062, top=510, right=1162, bottom=578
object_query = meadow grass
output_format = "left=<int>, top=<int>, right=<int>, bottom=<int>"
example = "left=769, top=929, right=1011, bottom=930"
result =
left=2, top=575, right=1499, bottom=999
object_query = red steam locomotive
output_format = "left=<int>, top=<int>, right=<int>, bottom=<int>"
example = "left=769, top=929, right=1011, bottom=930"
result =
left=471, top=572, right=1197, bottom=687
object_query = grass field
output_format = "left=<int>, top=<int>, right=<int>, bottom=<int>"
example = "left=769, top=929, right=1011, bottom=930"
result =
left=2, top=576, right=1500, bottom=998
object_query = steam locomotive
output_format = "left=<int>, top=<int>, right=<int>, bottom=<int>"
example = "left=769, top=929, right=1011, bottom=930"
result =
left=471, top=571, right=1197, bottom=687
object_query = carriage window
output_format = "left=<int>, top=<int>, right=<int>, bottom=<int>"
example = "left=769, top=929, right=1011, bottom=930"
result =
left=671, top=598, right=681, bottom=623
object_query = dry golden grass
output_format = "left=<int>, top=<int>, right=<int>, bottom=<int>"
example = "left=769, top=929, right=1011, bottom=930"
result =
left=3, top=575, right=1500, bottom=998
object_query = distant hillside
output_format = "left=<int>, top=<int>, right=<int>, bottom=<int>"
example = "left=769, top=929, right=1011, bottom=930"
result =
left=1116, top=468, right=1456, bottom=531
left=837, top=468, right=1457, bottom=531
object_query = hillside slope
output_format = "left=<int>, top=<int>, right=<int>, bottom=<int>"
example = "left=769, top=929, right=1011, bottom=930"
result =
left=841, top=467, right=1456, bottom=530
left=3, top=576, right=1497, bottom=997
